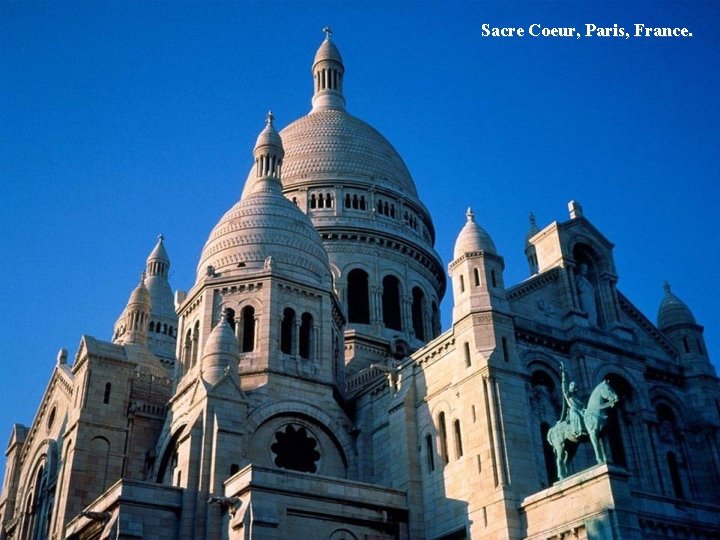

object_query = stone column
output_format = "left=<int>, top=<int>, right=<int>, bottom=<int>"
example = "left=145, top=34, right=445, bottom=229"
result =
left=401, top=294, right=412, bottom=336
left=253, top=315, right=260, bottom=351
left=293, top=320, right=301, bottom=357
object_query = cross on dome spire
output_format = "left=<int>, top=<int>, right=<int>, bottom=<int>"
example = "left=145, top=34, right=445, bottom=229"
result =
left=466, top=207, right=475, bottom=222
left=266, top=110, right=274, bottom=127
left=323, top=26, right=333, bottom=39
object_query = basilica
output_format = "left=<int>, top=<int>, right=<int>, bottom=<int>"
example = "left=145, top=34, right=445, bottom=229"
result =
left=1, top=32, right=719, bottom=540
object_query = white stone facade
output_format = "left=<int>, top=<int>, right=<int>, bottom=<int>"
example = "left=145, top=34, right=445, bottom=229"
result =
left=1, top=33, right=719, bottom=540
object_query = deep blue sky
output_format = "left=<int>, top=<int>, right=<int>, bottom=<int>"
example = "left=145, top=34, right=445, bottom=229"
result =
left=1, top=1, right=718, bottom=462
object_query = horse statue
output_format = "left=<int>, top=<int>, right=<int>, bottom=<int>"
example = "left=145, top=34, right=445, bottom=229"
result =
left=546, top=374, right=619, bottom=480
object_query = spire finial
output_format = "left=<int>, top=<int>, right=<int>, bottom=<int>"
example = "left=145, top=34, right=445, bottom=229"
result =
left=323, top=26, right=333, bottom=40
left=140, top=271, right=146, bottom=284
left=466, top=207, right=475, bottom=222
left=158, top=234, right=164, bottom=242
left=663, top=281, right=671, bottom=294
left=266, top=110, right=274, bottom=127
left=528, top=212, right=539, bottom=234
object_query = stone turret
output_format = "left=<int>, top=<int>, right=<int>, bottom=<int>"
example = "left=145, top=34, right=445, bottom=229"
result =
left=201, top=310, right=240, bottom=386
left=144, top=235, right=178, bottom=366
left=658, top=282, right=712, bottom=374
left=449, top=208, right=508, bottom=323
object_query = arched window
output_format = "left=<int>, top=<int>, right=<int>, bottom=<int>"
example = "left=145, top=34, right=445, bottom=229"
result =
left=411, top=287, right=425, bottom=341
left=491, top=270, right=497, bottom=288
left=225, top=308, right=236, bottom=330
left=360, top=196, right=366, bottom=210
left=103, top=382, right=111, bottom=404
left=183, top=329, right=192, bottom=369
left=241, top=306, right=255, bottom=352
left=425, top=434, right=435, bottom=472
left=438, top=412, right=449, bottom=465
left=352, top=194, right=359, bottom=209
left=326, top=193, right=333, bottom=208
left=149, top=321, right=155, bottom=332
left=501, top=337, right=510, bottom=362
left=460, top=274, right=465, bottom=293
left=656, top=403, right=685, bottom=498
left=682, top=336, right=690, bottom=353
left=473, top=267, right=481, bottom=287
left=382, top=275, right=402, bottom=331
left=299, top=313, right=314, bottom=359
left=464, top=342, right=471, bottom=367
left=191, top=321, right=200, bottom=367
left=347, top=269, right=370, bottom=324
left=280, top=308, right=295, bottom=355
left=453, top=419, right=464, bottom=458
left=344, top=194, right=351, bottom=208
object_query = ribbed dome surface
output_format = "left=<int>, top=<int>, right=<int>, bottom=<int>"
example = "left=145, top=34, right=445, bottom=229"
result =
left=454, top=208, right=496, bottom=258
left=657, top=283, right=696, bottom=329
left=196, top=189, right=331, bottom=285
left=277, top=109, right=418, bottom=197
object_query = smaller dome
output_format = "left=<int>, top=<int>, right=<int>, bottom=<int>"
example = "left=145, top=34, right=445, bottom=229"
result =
left=254, top=111, right=284, bottom=159
left=657, top=282, right=696, bottom=329
left=454, top=208, right=496, bottom=259
left=128, top=275, right=151, bottom=307
left=314, top=28, right=342, bottom=65
left=197, top=114, right=331, bottom=286
left=202, top=315, right=239, bottom=385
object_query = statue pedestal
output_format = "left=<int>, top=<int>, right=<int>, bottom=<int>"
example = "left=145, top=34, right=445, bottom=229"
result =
left=520, top=463, right=640, bottom=539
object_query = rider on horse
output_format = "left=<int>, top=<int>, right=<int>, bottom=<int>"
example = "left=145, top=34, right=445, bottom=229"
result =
left=561, top=363, right=585, bottom=440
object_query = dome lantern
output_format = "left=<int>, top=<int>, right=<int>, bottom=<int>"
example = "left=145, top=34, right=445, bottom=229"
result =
left=312, top=27, right=346, bottom=111
left=251, top=111, right=284, bottom=192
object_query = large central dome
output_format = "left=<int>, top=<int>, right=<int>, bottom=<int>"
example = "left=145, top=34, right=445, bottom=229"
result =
left=278, top=109, right=418, bottom=197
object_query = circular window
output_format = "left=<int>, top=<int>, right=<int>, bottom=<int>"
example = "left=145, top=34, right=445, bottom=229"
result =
left=271, top=424, right=320, bottom=473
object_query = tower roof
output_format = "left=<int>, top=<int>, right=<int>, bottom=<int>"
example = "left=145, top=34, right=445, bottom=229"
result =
left=453, top=208, right=496, bottom=258
left=657, top=282, right=696, bottom=329
left=147, top=234, right=170, bottom=265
